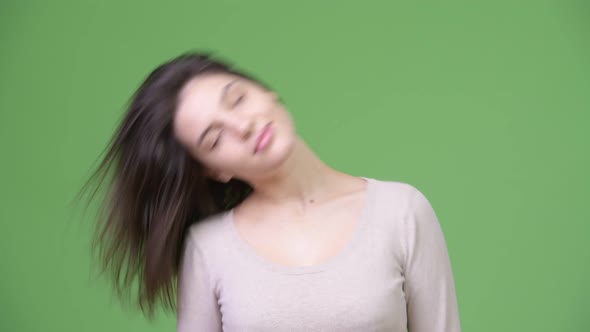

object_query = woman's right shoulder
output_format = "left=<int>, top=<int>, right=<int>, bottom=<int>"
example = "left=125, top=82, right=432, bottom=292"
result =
left=184, top=210, right=231, bottom=249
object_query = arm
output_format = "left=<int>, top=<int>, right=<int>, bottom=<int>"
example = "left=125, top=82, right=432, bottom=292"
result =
left=403, top=188, right=461, bottom=332
left=177, top=233, right=222, bottom=332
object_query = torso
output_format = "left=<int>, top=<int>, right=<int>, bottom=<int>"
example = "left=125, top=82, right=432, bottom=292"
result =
left=231, top=177, right=369, bottom=268
left=179, top=179, right=457, bottom=331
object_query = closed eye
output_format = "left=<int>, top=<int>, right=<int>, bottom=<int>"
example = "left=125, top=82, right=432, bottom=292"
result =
left=210, top=128, right=224, bottom=150
left=233, top=93, right=245, bottom=107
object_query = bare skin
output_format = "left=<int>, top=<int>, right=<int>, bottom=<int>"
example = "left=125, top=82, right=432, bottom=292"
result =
left=231, top=139, right=369, bottom=268
left=174, top=73, right=369, bottom=267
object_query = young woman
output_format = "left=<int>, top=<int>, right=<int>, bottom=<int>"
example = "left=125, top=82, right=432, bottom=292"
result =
left=82, top=52, right=461, bottom=331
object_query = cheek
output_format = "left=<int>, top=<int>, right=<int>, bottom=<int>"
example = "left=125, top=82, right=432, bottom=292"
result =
left=276, top=108, right=296, bottom=135
left=197, top=143, right=246, bottom=170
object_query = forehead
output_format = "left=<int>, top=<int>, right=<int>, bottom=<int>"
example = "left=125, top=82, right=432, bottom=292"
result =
left=177, top=72, right=237, bottom=115
left=173, top=72, right=239, bottom=144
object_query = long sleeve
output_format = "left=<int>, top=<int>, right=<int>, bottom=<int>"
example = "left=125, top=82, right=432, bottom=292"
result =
left=402, top=188, right=461, bottom=332
left=176, top=232, right=222, bottom=332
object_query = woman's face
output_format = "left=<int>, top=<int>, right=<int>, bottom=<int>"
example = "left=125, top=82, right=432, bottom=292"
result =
left=173, top=72, right=296, bottom=181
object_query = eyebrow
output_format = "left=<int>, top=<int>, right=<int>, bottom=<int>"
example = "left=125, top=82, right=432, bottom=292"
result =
left=220, top=79, right=238, bottom=105
left=196, top=79, right=238, bottom=147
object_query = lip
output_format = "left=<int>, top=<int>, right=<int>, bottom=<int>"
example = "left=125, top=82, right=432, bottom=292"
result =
left=254, top=122, right=273, bottom=154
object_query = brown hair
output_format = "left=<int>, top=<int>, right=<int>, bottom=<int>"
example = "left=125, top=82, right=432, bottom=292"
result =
left=78, top=52, right=265, bottom=318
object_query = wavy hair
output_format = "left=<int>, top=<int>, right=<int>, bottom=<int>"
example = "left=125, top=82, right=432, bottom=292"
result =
left=78, top=52, right=269, bottom=318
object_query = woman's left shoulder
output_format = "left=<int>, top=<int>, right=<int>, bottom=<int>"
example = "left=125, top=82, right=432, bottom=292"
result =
left=368, top=177, right=443, bottom=234
left=366, top=177, right=426, bottom=203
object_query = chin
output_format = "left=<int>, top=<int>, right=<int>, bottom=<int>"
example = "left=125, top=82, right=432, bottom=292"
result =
left=266, top=134, right=296, bottom=164
left=249, top=132, right=297, bottom=176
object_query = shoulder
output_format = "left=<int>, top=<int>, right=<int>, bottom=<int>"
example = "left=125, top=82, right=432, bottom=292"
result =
left=367, top=177, right=439, bottom=233
left=368, top=177, right=427, bottom=210
left=184, top=211, right=231, bottom=251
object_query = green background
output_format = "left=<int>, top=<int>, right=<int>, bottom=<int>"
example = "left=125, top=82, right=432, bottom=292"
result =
left=1, top=1, right=589, bottom=331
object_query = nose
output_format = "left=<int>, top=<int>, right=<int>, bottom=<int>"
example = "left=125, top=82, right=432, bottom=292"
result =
left=223, top=115, right=255, bottom=140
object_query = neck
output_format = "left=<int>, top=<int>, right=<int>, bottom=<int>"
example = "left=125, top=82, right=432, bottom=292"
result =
left=247, top=136, right=349, bottom=207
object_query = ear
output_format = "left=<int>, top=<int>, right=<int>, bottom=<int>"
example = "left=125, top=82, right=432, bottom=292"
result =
left=216, top=173, right=233, bottom=183
left=206, top=168, right=232, bottom=183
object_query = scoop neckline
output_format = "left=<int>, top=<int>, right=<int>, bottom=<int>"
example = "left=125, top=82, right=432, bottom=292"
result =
left=224, top=176, right=375, bottom=275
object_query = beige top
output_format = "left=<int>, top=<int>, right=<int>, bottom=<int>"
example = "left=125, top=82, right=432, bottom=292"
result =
left=177, top=177, right=461, bottom=331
